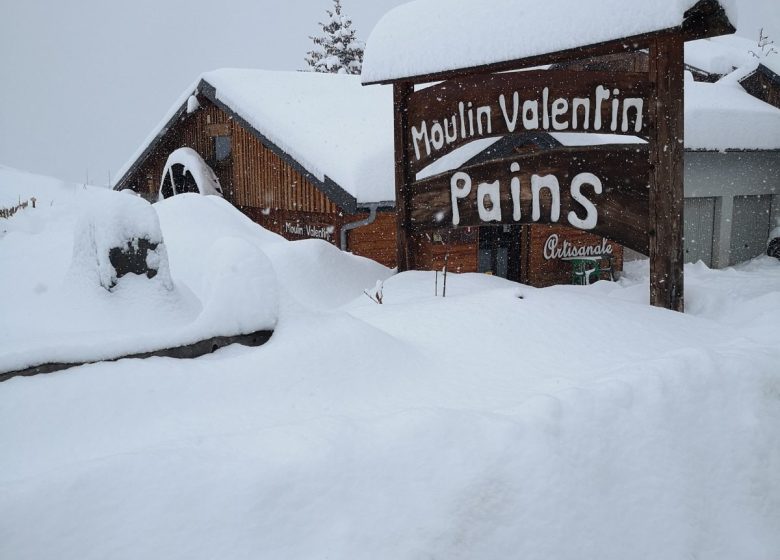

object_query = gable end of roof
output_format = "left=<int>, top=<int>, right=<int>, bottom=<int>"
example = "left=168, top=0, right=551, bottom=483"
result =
left=116, top=79, right=361, bottom=214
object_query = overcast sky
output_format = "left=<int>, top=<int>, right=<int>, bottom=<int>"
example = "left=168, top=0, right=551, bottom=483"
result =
left=1, top=0, right=777, bottom=186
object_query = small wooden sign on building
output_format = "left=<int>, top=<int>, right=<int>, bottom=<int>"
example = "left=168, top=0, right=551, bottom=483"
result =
left=362, top=0, right=737, bottom=311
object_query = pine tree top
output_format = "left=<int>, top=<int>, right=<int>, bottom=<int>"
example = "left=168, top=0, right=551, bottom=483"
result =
left=304, top=0, right=364, bottom=75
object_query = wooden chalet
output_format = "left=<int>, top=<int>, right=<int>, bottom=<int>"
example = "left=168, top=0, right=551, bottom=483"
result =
left=115, top=70, right=398, bottom=268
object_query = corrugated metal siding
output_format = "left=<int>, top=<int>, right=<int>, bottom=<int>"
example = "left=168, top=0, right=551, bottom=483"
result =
left=731, top=195, right=772, bottom=264
left=683, top=197, right=715, bottom=266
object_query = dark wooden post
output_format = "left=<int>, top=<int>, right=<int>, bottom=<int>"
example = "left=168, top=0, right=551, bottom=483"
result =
left=648, top=36, right=685, bottom=311
left=393, top=82, right=414, bottom=271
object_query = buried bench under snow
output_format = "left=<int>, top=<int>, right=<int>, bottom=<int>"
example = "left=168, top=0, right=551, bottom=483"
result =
left=0, top=190, right=276, bottom=380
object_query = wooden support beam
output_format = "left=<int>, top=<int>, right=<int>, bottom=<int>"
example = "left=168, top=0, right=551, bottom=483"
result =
left=648, top=36, right=685, bottom=311
left=393, top=82, right=415, bottom=271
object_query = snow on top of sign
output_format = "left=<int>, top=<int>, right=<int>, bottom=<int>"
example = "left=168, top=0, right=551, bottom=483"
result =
left=685, top=80, right=780, bottom=150
left=362, top=0, right=737, bottom=83
left=116, top=70, right=395, bottom=205
left=550, top=133, right=647, bottom=147
left=202, top=69, right=394, bottom=205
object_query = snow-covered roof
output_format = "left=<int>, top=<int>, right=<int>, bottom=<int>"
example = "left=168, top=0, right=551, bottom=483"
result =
left=686, top=80, right=780, bottom=150
left=684, top=34, right=757, bottom=75
left=362, top=0, right=737, bottom=84
left=117, top=70, right=395, bottom=207
left=685, top=32, right=780, bottom=82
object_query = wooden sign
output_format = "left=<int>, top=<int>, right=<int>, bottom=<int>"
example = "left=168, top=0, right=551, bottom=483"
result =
left=282, top=220, right=335, bottom=242
left=407, top=71, right=651, bottom=174
left=389, top=35, right=689, bottom=311
left=409, top=146, right=650, bottom=254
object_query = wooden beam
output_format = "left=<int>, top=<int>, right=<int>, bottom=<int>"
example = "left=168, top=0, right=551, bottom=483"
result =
left=393, top=82, right=415, bottom=271
left=648, top=36, right=685, bottom=311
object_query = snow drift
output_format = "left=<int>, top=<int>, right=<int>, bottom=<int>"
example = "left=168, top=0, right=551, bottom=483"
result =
left=1, top=165, right=778, bottom=559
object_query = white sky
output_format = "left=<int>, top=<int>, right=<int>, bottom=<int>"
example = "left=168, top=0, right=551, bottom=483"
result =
left=1, top=0, right=777, bottom=186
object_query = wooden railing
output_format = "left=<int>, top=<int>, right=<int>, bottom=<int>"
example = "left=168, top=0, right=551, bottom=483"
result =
left=0, top=197, right=36, bottom=219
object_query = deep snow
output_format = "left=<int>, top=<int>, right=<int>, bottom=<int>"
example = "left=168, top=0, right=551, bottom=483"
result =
left=1, top=165, right=779, bottom=559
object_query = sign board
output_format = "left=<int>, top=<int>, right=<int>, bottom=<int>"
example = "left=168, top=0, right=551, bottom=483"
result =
left=406, top=71, right=650, bottom=174
left=282, top=220, right=335, bottom=242
left=409, top=145, right=650, bottom=255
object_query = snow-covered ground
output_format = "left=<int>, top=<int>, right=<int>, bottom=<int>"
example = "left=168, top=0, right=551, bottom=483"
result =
left=1, top=166, right=779, bottom=559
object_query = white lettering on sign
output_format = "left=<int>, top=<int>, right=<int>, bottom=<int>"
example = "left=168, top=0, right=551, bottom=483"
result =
left=283, top=221, right=335, bottom=242
left=543, top=234, right=614, bottom=260
left=449, top=165, right=602, bottom=230
left=412, top=85, right=644, bottom=162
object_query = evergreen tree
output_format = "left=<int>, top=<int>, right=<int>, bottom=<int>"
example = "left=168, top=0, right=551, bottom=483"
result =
left=304, top=0, right=364, bottom=75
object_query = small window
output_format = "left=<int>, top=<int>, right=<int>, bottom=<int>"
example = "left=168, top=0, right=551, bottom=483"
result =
left=214, top=136, right=231, bottom=162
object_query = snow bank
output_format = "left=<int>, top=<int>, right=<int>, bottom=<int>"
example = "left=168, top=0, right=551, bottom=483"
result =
left=362, top=0, right=738, bottom=83
left=0, top=170, right=278, bottom=373
left=154, top=193, right=392, bottom=311
left=2, top=168, right=778, bottom=559
left=1, top=260, right=778, bottom=559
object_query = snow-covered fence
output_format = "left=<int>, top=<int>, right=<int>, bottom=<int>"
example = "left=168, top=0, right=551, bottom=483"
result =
left=0, top=197, right=36, bottom=219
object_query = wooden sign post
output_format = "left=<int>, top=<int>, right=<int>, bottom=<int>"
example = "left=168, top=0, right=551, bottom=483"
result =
left=648, top=36, right=685, bottom=311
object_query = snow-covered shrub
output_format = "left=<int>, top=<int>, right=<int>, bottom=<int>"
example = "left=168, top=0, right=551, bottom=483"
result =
left=69, top=190, right=173, bottom=291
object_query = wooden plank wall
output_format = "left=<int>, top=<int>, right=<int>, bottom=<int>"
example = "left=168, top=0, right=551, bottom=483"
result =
left=411, top=229, right=478, bottom=273
left=347, top=212, right=397, bottom=268
left=122, top=102, right=231, bottom=199
left=231, top=126, right=336, bottom=214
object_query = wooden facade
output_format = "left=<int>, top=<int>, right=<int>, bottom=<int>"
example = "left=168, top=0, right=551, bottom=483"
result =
left=116, top=93, right=397, bottom=268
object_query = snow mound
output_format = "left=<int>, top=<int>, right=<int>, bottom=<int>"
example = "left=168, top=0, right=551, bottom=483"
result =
left=155, top=193, right=392, bottom=311
left=188, top=236, right=277, bottom=337
left=0, top=174, right=278, bottom=374
left=265, top=238, right=393, bottom=310
left=68, top=189, right=172, bottom=291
